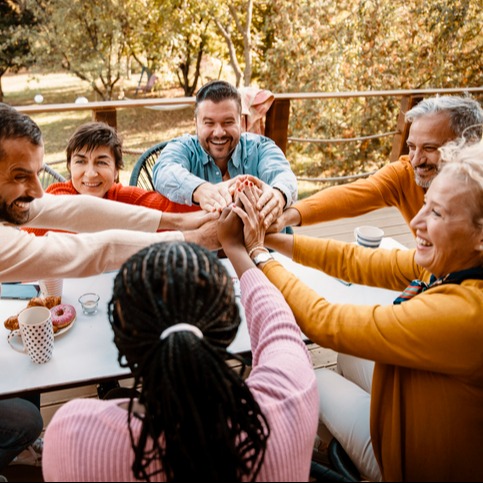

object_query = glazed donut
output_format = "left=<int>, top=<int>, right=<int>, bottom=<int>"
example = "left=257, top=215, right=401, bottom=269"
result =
left=50, top=304, right=76, bottom=331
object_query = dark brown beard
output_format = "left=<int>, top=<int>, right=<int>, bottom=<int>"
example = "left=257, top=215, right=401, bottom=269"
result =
left=0, top=198, right=32, bottom=224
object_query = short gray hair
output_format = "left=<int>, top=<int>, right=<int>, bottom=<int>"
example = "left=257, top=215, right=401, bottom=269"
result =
left=406, top=95, right=483, bottom=142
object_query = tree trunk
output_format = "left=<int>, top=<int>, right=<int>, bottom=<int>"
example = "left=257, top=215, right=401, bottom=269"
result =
left=228, top=1, right=253, bottom=87
left=214, top=16, right=243, bottom=87
left=0, top=74, right=4, bottom=103
left=188, top=39, right=205, bottom=96
left=243, top=0, right=253, bottom=86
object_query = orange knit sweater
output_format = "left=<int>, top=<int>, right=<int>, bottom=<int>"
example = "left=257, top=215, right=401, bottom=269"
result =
left=295, top=156, right=425, bottom=235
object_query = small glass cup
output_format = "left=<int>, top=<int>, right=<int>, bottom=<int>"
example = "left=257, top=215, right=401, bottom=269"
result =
left=78, top=293, right=100, bottom=316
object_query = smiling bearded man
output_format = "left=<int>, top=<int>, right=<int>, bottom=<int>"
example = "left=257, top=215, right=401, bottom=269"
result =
left=152, top=80, right=298, bottom=225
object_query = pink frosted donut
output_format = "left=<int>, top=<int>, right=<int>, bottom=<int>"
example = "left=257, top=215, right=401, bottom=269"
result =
left=50, top=304, right=76, bottom=330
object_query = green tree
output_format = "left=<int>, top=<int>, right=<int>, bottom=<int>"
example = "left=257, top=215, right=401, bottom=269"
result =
left=260, top=0, right=482, bottom=178
left=159, top=0, right=214, bottom=96
left=212, top=0, right=273, bottom=87
left=122, top=0, right=216, bottom=96
left=28, top=0, right=129, bottom=100
left=0, top=0, right=37, bottom=102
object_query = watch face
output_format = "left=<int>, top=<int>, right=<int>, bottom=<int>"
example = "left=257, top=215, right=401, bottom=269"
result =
left=254, top=252, right=273, bottom=265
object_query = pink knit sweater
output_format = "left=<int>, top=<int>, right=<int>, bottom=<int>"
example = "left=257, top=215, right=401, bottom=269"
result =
left=42, top=268, right=318, bottom=482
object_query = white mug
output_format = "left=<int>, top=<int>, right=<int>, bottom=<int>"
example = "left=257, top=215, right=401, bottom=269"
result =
left=354, top=225, right=384, bottom=248
left=8, top=306, right=54, bottom=364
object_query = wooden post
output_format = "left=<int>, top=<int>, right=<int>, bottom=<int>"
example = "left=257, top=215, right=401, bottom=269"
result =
left=390, top=95, right=424, bottom=161
left=265, top=99, right=291, bottom=154
left=92, top=108, right=117, bottom=130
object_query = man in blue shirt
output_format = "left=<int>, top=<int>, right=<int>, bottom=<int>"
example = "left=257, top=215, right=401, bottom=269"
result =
left=152, top=80, right=298, bottom=223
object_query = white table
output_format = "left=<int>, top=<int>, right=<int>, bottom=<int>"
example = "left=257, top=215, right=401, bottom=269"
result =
left=0, top=272, right=127, bottom=398
left=227, top=237, right=406, bottom=353
left=0, top=237, right=406, bottom=398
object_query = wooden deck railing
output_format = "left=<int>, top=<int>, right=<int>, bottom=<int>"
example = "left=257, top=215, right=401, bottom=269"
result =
left=263, top=87, right=483, bottom=161
left=15, top=86, right=483, bottom=170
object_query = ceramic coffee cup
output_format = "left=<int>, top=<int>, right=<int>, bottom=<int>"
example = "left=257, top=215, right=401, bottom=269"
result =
left=8, top=306, right=54, bottom=364
left=354, top=225, right=384, bottom=248
left=39, top=278, right=64, bottom=297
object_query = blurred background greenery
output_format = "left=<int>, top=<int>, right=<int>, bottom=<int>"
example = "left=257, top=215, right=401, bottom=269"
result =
left=1, top=0, right=481, bottom=195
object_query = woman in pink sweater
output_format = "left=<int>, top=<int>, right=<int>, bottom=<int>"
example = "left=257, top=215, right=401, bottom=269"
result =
left=42, top=235, right=318, bottom=481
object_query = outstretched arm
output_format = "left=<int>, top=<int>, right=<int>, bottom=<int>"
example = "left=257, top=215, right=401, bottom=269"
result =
left=264, top=233, right=295, bottom=259
left=217, top=205, right=254, bottom=279
left=26, top=194, right=162, bottom=233
left=158, top=209, right=219, bottom=231
left=0, top=226, right=184, bottom=282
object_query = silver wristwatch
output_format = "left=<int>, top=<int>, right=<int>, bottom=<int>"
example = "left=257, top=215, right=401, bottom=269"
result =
left=252, top=252, right=274, bottom=266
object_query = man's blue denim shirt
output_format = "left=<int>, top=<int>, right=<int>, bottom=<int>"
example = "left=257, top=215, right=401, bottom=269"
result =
left=152, top=133, right=298, bottom=206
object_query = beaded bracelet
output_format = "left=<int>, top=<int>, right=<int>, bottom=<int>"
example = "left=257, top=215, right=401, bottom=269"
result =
left=248, top=246, right=269, bottom=258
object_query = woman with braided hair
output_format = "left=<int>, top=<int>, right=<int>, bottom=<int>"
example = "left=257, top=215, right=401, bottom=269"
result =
left=42, top=237, right=318, bottom=481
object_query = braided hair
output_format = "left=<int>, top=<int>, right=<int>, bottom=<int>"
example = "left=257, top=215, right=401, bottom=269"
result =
left=108, top=242, right=270, bottom=482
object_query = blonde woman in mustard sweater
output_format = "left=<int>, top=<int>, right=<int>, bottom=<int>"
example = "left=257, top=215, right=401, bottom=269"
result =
left=232, top=142, right=483, bottom=481
left=272, top=96, right=483, bottom=411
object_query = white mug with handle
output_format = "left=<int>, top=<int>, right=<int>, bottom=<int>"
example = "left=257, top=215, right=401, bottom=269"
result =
left=8, top=306, right=54, bottom=364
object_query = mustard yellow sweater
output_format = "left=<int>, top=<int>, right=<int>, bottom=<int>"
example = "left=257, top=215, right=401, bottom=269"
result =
left=296, top=156, right=424, bottom=235
left=262, top=235, right=483, bottom=482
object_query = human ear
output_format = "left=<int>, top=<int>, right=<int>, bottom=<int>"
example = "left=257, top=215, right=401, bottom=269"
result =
left=477, top=227, right=483, bottom=251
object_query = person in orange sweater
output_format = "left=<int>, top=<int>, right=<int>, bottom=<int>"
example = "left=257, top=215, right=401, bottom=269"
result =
left=231, top=141, right=483, bottom=481
left=273, top=95, right=483, bottom=236
left=272, top=95, right=483, bottom=431
left=26, top=122, right=199, bottom=236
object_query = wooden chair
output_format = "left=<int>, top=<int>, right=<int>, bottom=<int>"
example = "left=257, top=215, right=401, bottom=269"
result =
left=134, top=67, right=158, bottom=96
left=39, top=164, right=66, bottom=189
left=129, top=141, right=168, bottom=190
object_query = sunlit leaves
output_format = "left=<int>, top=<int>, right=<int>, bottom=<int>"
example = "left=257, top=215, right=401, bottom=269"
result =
left=0, top=0, right=37, bottom=100
left=259, top=0, right=482, bottom=177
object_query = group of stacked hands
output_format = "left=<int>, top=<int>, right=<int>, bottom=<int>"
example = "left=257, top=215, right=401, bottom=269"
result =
left=1, top=83, right=482, bottom=482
